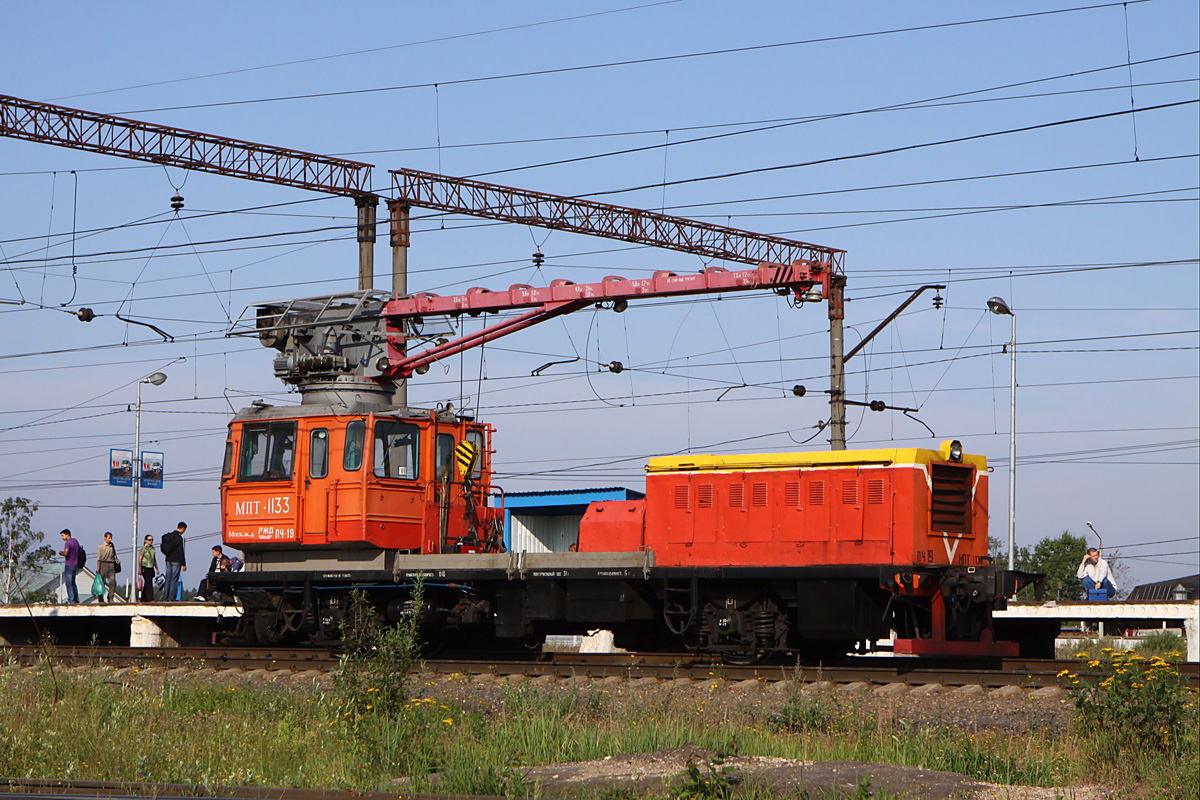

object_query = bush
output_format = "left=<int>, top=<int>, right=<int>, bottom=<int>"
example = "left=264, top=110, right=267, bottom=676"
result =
left=1133, top=630, right=1187, bottom=657
left=334, top=583, right=423, bottom=718
left=1062, top=646, right=1196, bottom=782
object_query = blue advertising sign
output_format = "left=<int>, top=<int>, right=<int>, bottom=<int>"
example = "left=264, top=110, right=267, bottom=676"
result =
left=140, top=451, right=164, bottom=489
left=109, top=449, right=133, bottom=487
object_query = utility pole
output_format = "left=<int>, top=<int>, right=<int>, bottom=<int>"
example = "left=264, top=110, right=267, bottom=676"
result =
left=827, top=276, right=847, bottom=450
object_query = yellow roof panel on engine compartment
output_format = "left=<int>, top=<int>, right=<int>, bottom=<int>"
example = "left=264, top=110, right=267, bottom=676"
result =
left=646, top=441, right=986, bottom=473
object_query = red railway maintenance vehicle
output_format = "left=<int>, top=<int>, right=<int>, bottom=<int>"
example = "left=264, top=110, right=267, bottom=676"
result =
left=214, top=269, right=1052, bottom=661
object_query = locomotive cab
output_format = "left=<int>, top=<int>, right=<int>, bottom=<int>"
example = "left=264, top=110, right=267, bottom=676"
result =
left=221, top=402, right=502, bottom=570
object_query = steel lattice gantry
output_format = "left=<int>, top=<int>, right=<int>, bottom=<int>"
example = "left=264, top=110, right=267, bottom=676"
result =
left=389, top=169, right=851, bottom=448
left=0, top=93, right=383, bottom=289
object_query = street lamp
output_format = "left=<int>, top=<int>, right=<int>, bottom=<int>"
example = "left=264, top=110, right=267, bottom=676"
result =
left=129, top=372, right=167, bottom=601
left=986, top=297, right=1016, bottom=570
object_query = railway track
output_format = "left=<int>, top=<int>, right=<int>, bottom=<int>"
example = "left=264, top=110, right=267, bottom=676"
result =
left=4, top=645, right=1196, bottom=689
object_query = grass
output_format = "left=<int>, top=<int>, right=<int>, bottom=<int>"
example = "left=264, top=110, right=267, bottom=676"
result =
left=0, top=658, right=1193, bottom=798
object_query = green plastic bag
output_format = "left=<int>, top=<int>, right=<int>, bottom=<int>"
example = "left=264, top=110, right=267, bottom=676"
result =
left=91, top=572, right=106, bottom=597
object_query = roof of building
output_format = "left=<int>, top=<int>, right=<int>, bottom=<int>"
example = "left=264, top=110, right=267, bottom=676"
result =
left=502, top=486, right=644, bottom=511
left=1127, top=574, right=1199, bottom=602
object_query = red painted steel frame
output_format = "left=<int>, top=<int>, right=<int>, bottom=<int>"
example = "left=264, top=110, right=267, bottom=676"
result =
left=0, top=94, right=373, bottom=197
left=384, top=264, right=830, bottom=377
left=392, top=169, right=846, bottom=273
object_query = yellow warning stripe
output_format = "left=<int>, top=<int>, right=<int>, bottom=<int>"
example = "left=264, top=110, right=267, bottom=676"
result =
left=455, top=441, right=479, bottom=477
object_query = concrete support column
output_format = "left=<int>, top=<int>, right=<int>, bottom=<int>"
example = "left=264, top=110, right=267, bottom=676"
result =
left=130, top=615, right=179, bottom=647
left=356, top=196, right=379, bottom=291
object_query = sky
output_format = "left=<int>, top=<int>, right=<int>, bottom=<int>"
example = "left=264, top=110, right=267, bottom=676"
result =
left=1, top=1, right=1196, bottom=590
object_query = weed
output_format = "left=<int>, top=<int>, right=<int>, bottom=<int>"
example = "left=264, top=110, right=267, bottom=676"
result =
left=768, top=690, right=844, bottom=734
left=333, top=582, right=423, bottom=718
left=1061, top=647, right=1198, bottom=792
left=676, top=756, right=735, bottom=799
left=1133, top=630, right=1187, bottom=657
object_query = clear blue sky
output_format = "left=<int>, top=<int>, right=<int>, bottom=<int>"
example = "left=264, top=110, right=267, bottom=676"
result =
left=1, top=1, right=1196, bottom=587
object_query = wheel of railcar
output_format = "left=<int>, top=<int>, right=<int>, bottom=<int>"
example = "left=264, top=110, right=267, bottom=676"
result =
left=721, top=647, right=766, bottom=666
left=253, top=609, right=286, bottom=644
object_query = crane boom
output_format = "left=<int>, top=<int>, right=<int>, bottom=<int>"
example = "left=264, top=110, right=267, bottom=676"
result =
left=383, top=264, right=829, bottom=377
left=391, top=168, right=845, bottom=273
left=0, top=93, right=373, bottom=197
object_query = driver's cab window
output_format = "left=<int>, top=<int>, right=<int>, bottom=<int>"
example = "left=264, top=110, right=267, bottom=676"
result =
left=238, top=421, right=296, bottom=481
left=374, top=419, right=419, bottom=480
left=465, top=429, right=485, bottom=480
left=435, top=433, right=455, bottom=481
left=344, top=420, right=365, bottom=471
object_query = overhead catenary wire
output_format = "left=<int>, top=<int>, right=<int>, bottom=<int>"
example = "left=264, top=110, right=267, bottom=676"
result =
left=112, top=1, right=1161, bottom=116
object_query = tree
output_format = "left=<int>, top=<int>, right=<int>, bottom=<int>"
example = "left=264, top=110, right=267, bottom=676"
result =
left=1021, top=531, right=1089, bottom=601
left=1, top=497, right=55, bottom=604
left=990, top=530, right=1117, bottom=601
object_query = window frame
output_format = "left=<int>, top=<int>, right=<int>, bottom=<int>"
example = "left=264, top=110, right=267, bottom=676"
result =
left=309, top=428, right=329, bottom=480
left=465, top=428, right=485, bottom=479
left=236, top=421, right=297, bottom=483
left=435, top=432, right=455, bottom=481
left=343, top=420, right=365, bottom=472
left=373, top=419, right=421, bottom=481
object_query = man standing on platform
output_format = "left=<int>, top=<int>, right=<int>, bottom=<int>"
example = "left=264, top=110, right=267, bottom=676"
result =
left=59, top=529, right=81, bottom=604
left=96, top=531, right=120, bottom=603
left=160, top=521, right=187, bottom=602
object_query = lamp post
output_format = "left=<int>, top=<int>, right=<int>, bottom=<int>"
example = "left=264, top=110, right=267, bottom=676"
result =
left=986, top=297, right=1016, bottom=570
left=129, top=372, right=167, bottom=601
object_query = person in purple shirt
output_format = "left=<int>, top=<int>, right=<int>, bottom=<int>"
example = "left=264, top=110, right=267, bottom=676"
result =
left=59, top=529, right=81, bottom=604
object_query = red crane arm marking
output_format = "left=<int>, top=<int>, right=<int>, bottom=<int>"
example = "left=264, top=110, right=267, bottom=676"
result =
left=384, top=265, right=828, bottom=377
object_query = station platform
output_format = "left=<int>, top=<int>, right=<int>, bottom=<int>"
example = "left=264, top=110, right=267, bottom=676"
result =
left=995, top=600, right=1199, bottom=661
left=0, top=602, right=242, bottom=648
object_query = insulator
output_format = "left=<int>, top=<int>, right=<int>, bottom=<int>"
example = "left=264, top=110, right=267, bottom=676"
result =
left=606, top=360, right=624, bottom=374
left=532, top=249, right=544, bottom=268
left=170, top=192, right=184, bottom=211
left=932, top=291, right=944, bottom=309
left=75, top=307, right=95, bottom=322
left=869, top=400, right=886, bottom=412
left=791, top=384, right=806, bottom=397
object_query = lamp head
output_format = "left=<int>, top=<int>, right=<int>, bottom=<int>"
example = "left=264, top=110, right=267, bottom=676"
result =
left=145, top=372, right=167, bottom=386
left=986, top=296, right=1013, bottom=316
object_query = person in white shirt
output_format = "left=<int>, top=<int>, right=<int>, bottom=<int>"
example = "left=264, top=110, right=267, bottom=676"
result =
left=1077, top=547, right=1117, bottom=599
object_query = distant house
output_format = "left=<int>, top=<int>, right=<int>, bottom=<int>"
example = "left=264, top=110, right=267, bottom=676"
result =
left=11, top=560, right=125, bottom=604
left=1127, top=574, right=1198, bottom=602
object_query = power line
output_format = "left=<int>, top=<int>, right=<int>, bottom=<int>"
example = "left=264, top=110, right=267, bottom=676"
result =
left=114, top=1, right=1159, bottom=115
left=54, top=1, right=682, bottom=101
left=469, top=53, right=1200, bottom=179
left=338, top=78, right=1200, bottom=158
left=583, top=99, right=1199, bottom=200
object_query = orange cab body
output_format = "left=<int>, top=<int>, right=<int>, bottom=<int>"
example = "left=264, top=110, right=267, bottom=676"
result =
left=220, top=405, right=498, bottom=554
